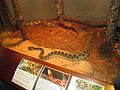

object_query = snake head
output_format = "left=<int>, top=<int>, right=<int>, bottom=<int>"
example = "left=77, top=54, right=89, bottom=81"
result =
left=28, top=46, right=36, bottom=51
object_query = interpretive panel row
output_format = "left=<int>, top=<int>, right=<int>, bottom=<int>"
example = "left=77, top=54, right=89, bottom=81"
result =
left=12, top=58, right=104, bottom=90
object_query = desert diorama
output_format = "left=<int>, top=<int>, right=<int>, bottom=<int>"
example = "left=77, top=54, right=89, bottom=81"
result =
left=0, top=0, right=120, bottom=88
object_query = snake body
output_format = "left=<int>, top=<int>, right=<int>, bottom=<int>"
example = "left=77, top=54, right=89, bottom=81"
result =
left=28, top=33, right=93, bottom=61
left=24, top=20, right=76, bottom=32
left=28, top=46, right=90, bottom=61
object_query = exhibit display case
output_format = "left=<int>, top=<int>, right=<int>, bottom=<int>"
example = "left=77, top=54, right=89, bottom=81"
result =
left=0, top=0, right=120, bottom=90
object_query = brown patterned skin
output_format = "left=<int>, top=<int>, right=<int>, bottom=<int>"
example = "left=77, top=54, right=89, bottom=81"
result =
left=24, top=20, right=76, bottom=32
left=28, top=32, right=93, bottom=61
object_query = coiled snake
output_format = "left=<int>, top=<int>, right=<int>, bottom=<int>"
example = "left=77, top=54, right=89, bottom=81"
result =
left=28, top=32, right=94, bottom=61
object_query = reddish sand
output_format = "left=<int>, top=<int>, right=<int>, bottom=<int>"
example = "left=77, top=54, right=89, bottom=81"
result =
left=1, top=21, right=120, bottom=84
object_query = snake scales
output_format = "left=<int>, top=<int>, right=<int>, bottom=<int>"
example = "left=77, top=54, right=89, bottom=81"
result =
left=24, top=20, right=77, bottom=32
left=28, top=32, right=93, bottom=61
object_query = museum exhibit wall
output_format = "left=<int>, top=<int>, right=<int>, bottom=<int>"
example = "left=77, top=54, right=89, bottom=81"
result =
left=5, top=0, right=112, bottom=21
left=5, top=0, right=57, bottom=21
left=64, top=0, right=111, bottom=21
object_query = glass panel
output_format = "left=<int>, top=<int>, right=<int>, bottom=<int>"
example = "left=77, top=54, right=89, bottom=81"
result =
left=19, top=0, right=57, bottom=21
left=64, top=0, right=111, bottom=21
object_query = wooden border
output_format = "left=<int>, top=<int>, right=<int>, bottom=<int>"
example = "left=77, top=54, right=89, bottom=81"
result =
left=0, top=46, right=107, bottom=87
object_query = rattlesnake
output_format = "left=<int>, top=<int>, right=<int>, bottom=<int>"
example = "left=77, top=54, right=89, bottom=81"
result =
left=28, top=32, right=93, bottom=61
left=24, top=20, right=76, bottom=32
